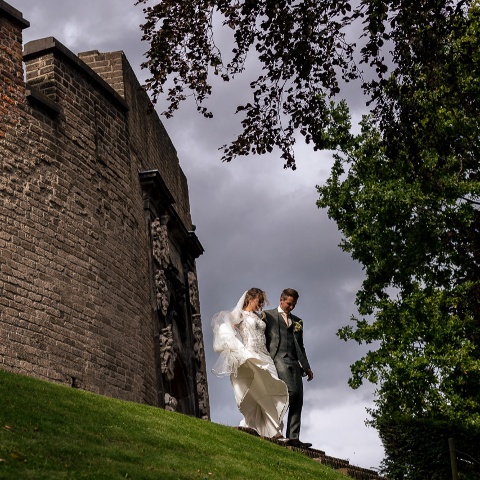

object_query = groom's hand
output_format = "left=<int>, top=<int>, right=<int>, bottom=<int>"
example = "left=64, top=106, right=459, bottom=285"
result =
left=306, top=369, right=314, bottom=382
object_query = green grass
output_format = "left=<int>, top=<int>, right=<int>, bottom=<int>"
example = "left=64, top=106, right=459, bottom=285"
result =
left=0, top=369, right=348, bottom=480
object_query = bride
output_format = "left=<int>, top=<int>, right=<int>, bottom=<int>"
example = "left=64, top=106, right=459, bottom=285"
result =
left=211, top=288, right=288, bottom=438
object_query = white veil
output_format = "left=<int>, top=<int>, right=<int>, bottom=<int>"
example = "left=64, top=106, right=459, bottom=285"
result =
left=211, top=291, right=248, bottom=377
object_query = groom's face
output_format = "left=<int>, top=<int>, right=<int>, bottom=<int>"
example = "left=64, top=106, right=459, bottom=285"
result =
left=280, top=296, right=297, bottom=314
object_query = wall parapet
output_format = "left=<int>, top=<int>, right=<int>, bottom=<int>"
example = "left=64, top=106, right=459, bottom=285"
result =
left=23, top=37, right=128, bottom=112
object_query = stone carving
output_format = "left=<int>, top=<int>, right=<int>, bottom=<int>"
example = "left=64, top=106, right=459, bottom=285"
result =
left=192, top=315, right=204, bottom=361
left=159, top=324, right=176, bottom=381
left=192, top=313, right=209, bottom=419
left=151, top=215, right=170, bottom=268
left=154, top=269, right=169, bottom=316
left=152, top=216, right=171, bottom=316
left=164, top=393, right=178, bottom=412
left=188, top=271, right=200, bottom=312
left=196, top=371, right=209, bottom=420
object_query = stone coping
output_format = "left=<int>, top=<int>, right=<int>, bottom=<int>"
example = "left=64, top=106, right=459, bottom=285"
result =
left=0, top=0, right=30, bottom=29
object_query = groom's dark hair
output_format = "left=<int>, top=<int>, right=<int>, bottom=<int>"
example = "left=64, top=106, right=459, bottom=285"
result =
left=281, top=288, right=299, bottom=300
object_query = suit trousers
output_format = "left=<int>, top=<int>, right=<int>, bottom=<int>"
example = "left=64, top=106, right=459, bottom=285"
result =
left=273, top=356, right=304, bottom=439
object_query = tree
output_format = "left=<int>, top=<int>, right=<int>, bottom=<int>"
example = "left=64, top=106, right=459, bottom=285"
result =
left=135, top=0, right=358, bottom=168
left=317, top=2, right=480, bottom=476
left=318, top=0, right=480, bottom=407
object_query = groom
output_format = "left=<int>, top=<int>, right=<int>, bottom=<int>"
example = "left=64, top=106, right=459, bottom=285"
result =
left=264, top=288, right=314, bottom=449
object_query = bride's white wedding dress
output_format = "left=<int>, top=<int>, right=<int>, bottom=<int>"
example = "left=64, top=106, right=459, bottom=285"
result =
left=212, top=299, right=288, bottom=438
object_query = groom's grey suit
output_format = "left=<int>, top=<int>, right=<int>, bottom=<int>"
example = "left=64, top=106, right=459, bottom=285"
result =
left=264, top=308, right=311, bottom=440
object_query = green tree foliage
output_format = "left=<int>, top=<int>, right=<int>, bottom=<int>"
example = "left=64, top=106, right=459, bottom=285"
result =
left=317, top=1, right=480, bottom=475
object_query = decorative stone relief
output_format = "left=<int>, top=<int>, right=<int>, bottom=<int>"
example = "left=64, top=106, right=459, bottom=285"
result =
left=154, top=269, right=170, bottom=316
left=192, top=313, right=210, bottom=419
left=192, top=315, right=204, bottom=361
left=159, top=324, right=176, bottom=381
left=151, top=215, right=170, bottom=268
left=164, top=393, right=178, bottom=412
left=196, top=371, right=209, bottom=420
left=188, top=271, right=200, bottom=312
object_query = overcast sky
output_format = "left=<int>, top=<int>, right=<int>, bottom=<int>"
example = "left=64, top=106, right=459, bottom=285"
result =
left=10, top=0, right=385, bottom=470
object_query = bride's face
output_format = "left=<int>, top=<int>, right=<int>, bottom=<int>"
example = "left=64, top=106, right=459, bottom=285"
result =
left=246, top=296, right=264, bottom=311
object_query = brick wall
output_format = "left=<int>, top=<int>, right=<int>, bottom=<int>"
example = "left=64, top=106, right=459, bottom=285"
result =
left=0, top=1, right=209, bottom=418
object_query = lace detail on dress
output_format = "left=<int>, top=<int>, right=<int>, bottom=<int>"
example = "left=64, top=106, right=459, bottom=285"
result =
left=237, top=312, right=269, bottom=356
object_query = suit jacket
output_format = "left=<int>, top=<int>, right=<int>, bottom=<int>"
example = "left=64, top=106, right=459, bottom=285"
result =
left=264, top=308, right=311, bottom=375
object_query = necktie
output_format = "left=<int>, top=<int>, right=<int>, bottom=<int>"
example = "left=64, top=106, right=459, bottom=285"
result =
left=282, top=312, right=289, bottom=326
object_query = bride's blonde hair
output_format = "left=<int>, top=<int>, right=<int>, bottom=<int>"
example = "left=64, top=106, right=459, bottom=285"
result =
left=242, top=288, right=267, bottom=309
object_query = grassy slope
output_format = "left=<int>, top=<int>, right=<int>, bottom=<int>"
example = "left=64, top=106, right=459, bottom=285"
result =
left=0, top=369, right=347, bottom=480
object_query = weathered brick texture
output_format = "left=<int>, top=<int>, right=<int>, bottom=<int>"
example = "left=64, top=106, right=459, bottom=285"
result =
left=0, top=1, right=209, bottom=419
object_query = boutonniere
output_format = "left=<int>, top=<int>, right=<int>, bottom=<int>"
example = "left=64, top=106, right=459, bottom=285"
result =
left=293, top=320, right=303, bottom=333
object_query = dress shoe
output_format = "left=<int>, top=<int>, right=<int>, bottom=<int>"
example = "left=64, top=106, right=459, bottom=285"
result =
left=287, top=438, right=312, bottom=448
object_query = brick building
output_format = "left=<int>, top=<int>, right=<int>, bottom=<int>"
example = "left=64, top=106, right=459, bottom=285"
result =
left=0, top=1, right=209, bottom=420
